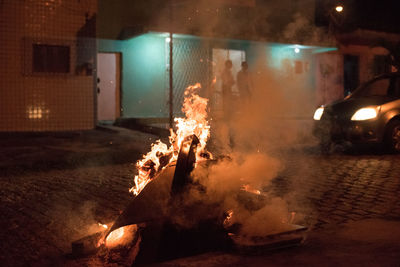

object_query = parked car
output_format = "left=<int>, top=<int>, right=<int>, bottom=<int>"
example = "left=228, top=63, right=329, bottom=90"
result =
left=313, top=72, right=400, bottom=152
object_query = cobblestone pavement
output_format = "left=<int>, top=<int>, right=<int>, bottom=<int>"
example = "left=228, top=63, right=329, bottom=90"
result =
left=0, top=128, right=399, bottom=266
left=275, top=148, right=400, bottom=230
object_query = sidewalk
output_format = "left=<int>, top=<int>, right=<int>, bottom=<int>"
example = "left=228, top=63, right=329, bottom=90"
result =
left=0, top=126, right=161, bottom=266
left=0, top=126, right=161, bottom=175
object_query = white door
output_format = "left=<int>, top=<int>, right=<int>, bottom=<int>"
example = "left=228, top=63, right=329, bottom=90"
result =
left=97, top=53, right=120, bottom=122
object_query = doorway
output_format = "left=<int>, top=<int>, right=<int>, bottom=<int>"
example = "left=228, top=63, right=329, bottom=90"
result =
left=211, top=48, right=246, bottom=114
left=343, top=54, right=359, bottom=96
left=97, top=52, right=121, bottom=122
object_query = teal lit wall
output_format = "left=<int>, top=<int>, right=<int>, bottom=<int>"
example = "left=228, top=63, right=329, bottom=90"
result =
left=99, top=34, right=167, bottom=118
left=122, top=35, right=167, bottom=117
left=99, top=33, right=336, bottom=119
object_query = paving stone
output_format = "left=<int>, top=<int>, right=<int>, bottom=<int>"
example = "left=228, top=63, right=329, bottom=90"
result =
left=2, top=131, right=400, bottom=265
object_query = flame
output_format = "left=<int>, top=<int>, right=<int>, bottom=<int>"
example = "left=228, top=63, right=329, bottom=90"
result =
left=98, top=223, right=108, bottom=229
left=97, top=225, right=139, bottom=249
left=129, top=83, right=211, bottom=196
left=106, top=227, right=125, bottom=245
left=223, top=209, right=234, bottom=228
left=172, top=83, right=211, bottom=161
left=129, top=141, right=171, bottom=196
left=241, top=184, right=261, bottom=195
left=95, top=223, right=109, bottom=247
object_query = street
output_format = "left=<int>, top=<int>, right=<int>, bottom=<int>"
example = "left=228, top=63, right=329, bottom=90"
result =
left=0, top=127, right=399, bottom=266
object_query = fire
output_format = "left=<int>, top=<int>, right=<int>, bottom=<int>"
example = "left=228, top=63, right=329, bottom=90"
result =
left=241, top=184, right=261, bottom=195
left=129, top=83, right=211, bottom=196
left=106, top=227, right=125, bottom=246
left=223, top=209, right=234, bottom=228
left=98, top=223, right=108, bottom=229
left=172, top=83, right=211, bottom=161
left=101, top=225, right=139, bottom=249
left=129, top=141, right=171, bottom=196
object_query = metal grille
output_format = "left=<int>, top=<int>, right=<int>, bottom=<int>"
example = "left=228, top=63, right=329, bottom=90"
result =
left=170, top=38, right=211, bottom=116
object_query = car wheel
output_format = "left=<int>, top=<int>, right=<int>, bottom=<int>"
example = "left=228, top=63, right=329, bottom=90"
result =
left=384, top=120, right=400, bottom=153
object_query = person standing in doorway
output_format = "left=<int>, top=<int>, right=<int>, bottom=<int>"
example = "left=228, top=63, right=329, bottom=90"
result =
left=221, top=59, right=235, bottom=120
left=237, top=61, right=252, bottom=104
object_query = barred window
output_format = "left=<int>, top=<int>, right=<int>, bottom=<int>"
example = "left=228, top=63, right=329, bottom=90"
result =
left=33, top=44, right=70, bottom=73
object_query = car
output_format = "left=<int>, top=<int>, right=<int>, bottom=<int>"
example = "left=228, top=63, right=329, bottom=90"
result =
left=313, top=72, right=400, bottom=152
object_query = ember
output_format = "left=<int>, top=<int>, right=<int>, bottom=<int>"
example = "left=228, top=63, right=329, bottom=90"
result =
left=105, top=225, right=138, bottom=249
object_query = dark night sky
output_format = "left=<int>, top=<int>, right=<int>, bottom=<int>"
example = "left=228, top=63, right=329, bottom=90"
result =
left=316, top=0, right=400, bottom=33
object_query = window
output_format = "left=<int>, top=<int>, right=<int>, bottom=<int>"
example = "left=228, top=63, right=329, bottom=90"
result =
left=364, top=78, right=390, bottom=96
left=354, top=77, right=390, bottom=98
left=32, top=44, right=70, bottom=73
left=344, top=55, right=359, bottom=94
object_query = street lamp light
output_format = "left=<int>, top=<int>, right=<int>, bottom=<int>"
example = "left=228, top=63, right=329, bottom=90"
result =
left=335, top=5, right=343, bottom=12
left=328, top=3, right=345, bottom=33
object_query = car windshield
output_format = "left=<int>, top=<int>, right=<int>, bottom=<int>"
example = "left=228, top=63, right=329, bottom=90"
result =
left=350, top=76, right=400, bottom=98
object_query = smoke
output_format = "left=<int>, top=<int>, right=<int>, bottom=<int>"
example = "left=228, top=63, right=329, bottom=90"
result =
left=46, top=200, right=104, bottom=245
left=162, top=42, right=317, bottom=239
left=194, top=152, right=290, bottom=237
left=148, top=0, right=333, bottom=46
left=209, top=65, right=318, bottom=156
left=177, top=148, right=297, bottom=238
left=172, top=57, right=316, bottom=237
left=238, top=197, right=289, bottom=237
left=138, top=0, right=328, bottom=237
left=280, top=12, right=333, bottom=45
left=198, top=153, right=282, bottom=195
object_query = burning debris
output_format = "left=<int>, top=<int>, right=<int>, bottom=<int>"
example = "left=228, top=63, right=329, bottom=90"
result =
left=130, top=83, right=211, bottom=196
left=71, top=83, right=307, bottom=265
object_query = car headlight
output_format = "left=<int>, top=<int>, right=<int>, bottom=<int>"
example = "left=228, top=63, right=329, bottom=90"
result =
left=351, top=106, right=380, bottom=121
left=313, top=107, right=324, bottom=120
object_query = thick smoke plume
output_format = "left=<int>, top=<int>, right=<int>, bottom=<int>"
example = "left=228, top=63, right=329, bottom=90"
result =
left=144, top=0, right=322, bottom=237
left=169, top=69, right=312, bottom=238
left=190, top=152, right=290, bottom=237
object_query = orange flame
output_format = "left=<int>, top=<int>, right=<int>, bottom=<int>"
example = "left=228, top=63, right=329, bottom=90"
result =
left=98, top=223, right=108, bottom=229
left=129, top=83, right=211, bottom=196
left=241, top=184, right=261, bottom=195
left=106, top=227, right=125, bottom=245
left=223, top=209, right=234, bottom=228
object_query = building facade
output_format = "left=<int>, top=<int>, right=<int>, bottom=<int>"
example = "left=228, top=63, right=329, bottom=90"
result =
left=0, top=0, right=97, bottom=131
left=2, top=0, right=399, bottom=132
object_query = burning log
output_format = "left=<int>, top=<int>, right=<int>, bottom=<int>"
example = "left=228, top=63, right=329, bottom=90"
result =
left=70, top=133, right=307, bottom=264
left=171, top=134, right=199, bottom=195
left=106, top=165, right=175, bottom=235
left=105, top=134, right=201, bottom=238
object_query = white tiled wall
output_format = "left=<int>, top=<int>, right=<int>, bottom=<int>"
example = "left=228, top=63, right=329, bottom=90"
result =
left=0, top=0, right=97, bottom=131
